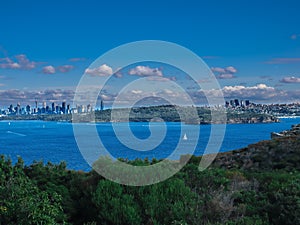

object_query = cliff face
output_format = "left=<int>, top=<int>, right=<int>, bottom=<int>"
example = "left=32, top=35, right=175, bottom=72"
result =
left=213, top=124, right=300, bottom=171
left=271, top=124, right=300, bottom=138
left=227, top=115, right=279, bottom=124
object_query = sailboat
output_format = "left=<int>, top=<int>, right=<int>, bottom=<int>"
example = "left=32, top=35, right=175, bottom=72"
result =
left=183, top=133, right=188, bottom=140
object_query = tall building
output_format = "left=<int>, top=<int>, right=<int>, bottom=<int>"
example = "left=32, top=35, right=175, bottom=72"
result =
left=26, top=105, right=31, bottom=114
left=52, top=102, right=56, bottom=113
left=240, top=100, right=244, bottom=107
left=16, top=103, right=21, bottom=115
left=55, top=105, right=60, bottom=114
left=62, top=102, right=66, bottom=114
left=77, top=105, right=85, bottom=113
left=67, top=104, right=70, bottom=114
left=234, top=99, right=240, bottom=107
left=100, top=100, right=104, bottom=111
left=87, top=104, right=91, bottom=113
left=8, top=104, right=13, bottom=113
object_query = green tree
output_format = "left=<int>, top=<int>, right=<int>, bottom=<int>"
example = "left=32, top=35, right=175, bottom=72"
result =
left=92, top=179, right=141, bottom=225
left=0, top=156, right=65, bottom=224
left=140, top=178, right=202, bottom=225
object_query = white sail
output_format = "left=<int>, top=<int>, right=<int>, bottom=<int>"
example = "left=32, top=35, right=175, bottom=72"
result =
left=183, top=133, right=188, bottom=140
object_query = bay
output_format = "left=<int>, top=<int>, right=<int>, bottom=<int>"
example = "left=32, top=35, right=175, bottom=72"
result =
left=0, top=118, right=300, bottom=171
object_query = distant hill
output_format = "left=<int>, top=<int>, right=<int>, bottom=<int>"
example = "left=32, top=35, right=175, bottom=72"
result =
left=2, top=105, right=279, bottom=124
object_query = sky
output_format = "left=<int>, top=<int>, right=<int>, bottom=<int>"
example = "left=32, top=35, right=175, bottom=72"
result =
left=0, top=0, right=300, bottom=107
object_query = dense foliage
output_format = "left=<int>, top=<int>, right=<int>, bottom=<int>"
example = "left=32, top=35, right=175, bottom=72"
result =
left=0, top=153, right=299, bottom=225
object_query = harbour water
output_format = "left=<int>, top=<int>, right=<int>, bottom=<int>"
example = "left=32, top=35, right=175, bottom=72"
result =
left=1, top=118, right=300, bottom=171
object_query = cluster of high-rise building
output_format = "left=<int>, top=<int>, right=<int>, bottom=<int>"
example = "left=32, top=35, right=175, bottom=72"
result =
left=0, top=100, right=104, bottom=116
left=225, top=99, right=300, bottom=117
left=1, top=101, right=71, bottom=115
left=225, top=99, right=251, bottom=108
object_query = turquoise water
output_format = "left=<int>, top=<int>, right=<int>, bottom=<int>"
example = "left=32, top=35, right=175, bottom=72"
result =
left=0, top=118, right=300, bottom=171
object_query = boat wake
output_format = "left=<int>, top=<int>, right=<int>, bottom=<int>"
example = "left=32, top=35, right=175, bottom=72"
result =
left=6, top=131, right=27, bottom=137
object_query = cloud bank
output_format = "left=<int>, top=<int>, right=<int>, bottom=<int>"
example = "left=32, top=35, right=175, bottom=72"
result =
left=1, top=83, right=299, bottom=108
left=0, top=89, right=75, bottom=106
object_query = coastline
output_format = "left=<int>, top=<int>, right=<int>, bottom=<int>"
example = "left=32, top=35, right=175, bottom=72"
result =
left=0, top=105, right=281, bottom=124
left=0, top=114, right=280, bottom=125
left=277, top=115, right=300, bottom=119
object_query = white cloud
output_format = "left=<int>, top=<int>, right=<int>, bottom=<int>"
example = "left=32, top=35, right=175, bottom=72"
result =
left=193, top=83, right=296, bottom=103
left=0, top=57, right=20, bottom=69
left=42, top=65, right=56, bottom=74
left=57, top=65, right=74, bottom=73
left=146, top=76, right=171, bottom=82
left=225, top=66, right=237, bottom=73
left=0, top=89, right=75, bottom=106
left=221, top=84, right=281, bottom=100
left=113, top=67, right=123, bottom=78
left=211, top=67, right=226, bottom=73
left=280, top=76, right=300, bottom=83
left=211, top=66, right=237, bottom=79
left=131, top=90, right=143, bottom=94
left=85, top=64, right=113, bottom=77
left=0, top=54, right=38, bottom=70
left=0, top=57, right=11, bottom=63
left=99, top=93, right=115, bottom=101
left=217, top=73, right=235, bottom=79
left=129, top=66, right=163, bottom=77
left=15, top=54, right=37, bottom=69
left=163, top=89, right=173, bottom=95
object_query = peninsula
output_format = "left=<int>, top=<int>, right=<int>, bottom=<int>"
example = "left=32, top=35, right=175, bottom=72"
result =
left=0, top=105, right=279, bottom=124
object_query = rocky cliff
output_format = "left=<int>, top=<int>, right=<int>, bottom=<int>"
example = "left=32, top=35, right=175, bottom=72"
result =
left=213, top=124, right=300, bottom=171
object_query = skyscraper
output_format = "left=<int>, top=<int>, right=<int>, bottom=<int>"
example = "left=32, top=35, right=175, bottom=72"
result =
left=52, top=102, right=56, bottom=113
left=234, top=99, right=240, bottom=107
left=100, top=100, right=104, bottom=111
left=67, top=104, right=70, bottom=114
left=26, top=105, right=31, bottom=114
left=62, top=102, right=66, bottom=114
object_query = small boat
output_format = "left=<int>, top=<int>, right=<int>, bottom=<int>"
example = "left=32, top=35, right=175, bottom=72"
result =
left=183, top=133, right=188, bottom=140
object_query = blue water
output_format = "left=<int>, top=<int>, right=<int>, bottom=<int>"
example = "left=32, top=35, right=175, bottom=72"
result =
left=0, top=118, right=300, bottom=171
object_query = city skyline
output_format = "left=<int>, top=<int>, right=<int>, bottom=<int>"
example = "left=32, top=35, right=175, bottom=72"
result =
left=0, top=0, right=300, bottom=106
left=1, top=100, right=97, bottom=115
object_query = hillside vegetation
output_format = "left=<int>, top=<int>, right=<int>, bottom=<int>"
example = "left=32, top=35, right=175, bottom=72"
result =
left=0, top=124, right=299, bottom=224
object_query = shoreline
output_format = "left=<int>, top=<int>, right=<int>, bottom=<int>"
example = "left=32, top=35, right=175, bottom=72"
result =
left=277, top=115, right=300, bottom=119
left=0, top=118, right=282, bottom=125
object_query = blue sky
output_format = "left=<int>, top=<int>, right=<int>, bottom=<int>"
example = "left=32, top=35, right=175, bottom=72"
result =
left=0, top=0, right=300, bottom=107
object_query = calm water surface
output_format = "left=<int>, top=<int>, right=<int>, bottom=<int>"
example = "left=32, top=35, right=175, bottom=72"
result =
left=0, top=118, right=299, bottom=171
